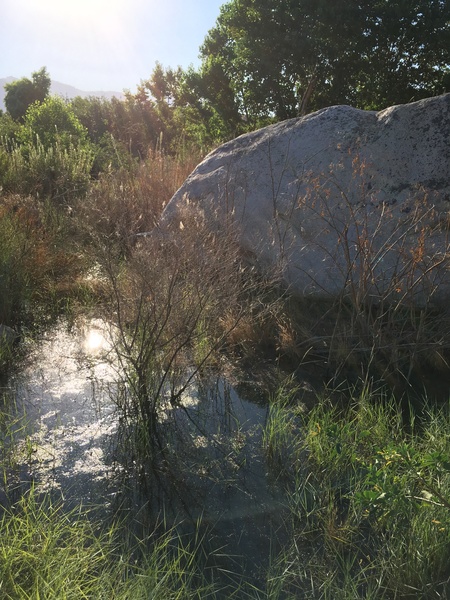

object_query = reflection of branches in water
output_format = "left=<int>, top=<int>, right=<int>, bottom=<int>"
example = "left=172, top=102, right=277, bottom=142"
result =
left=173, top=379, right=265, bottom=479
left=109, top=423, right=198, bottom=528
left=94, top=214, right=286, bottom=538
left=109, top=375, right=275, bottom=534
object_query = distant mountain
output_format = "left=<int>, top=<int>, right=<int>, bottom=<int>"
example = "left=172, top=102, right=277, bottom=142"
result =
left=0, top=77, right=125, bottom=111
left=49, top=80, right=125, bottom=103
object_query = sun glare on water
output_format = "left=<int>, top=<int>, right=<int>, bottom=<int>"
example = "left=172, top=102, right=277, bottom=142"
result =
left=84, top=329, right=107, bottom=353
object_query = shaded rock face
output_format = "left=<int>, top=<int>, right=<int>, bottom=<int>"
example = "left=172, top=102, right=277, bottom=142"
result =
left=161, top=94, right=450, bottom=306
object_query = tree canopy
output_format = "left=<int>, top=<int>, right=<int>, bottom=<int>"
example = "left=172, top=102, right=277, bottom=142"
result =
left=199, top=0, right=450, bottom=128
left=2, top=1, right=448, bottom=188
left=19, top=96, right=89, bottom=150
left=4, top=67, right=51, bottom=121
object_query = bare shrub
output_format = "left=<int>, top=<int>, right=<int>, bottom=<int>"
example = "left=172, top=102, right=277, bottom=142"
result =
left=281, top=158, right=450, bottom=387
left=95, top=206, right=271, bottom=456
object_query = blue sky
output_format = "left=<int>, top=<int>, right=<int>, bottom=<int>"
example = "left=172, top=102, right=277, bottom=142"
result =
left=1, top=0, right=225, bottom=92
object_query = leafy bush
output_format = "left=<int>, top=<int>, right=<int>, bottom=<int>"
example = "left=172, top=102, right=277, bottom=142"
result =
left=0, top=139, right=93, bottom=203
left=0, top=194, right=87, bottom=334
left=0, top=98, right=94, bottom=203
left=0, top=113, right=20, bottom=147
left=0, top=202, right=36, bottom=326
left=18, top=96, right=89, bottom=150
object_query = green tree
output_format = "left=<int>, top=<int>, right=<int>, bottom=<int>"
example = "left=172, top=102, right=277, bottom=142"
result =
left=136, top=62, right=238, bottom=150
left=71, top=95, right=147, bottom=171
left=4, top=67, right=51, bottom=121
left=70, top=96, right=112, bottom=145
left=177, top=65, right=237, bottom=148
left=69, top=65, right=226, bottom=162
left=352, top=0, right=450, bottom=109
left=199, top=0, right=450, bottom=125
left=135, top=63, right=186, bottom=150
left=72, top=90, right=164, bottom=162
left=19, top=96, right=89, bottom=150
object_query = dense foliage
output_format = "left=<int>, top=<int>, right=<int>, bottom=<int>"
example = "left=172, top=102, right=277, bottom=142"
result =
left=4, top=67, right=51, bottom=121
left=3, top=2, right=448, bottom=161
left=199, top=0, right=450, bottom=128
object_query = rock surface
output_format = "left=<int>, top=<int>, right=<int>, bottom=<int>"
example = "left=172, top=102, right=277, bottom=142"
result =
left=161, top=94, right=450, bottom=306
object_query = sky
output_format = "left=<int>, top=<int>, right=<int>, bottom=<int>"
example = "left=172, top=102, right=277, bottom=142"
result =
left=1, top=0, right=225, bottom=93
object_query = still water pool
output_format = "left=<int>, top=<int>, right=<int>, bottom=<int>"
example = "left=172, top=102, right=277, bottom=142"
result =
left=7, top=318, right=295, bottom=590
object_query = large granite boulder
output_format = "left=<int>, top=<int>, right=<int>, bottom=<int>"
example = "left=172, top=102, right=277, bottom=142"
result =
left=160, top=94, right=450, bottom=307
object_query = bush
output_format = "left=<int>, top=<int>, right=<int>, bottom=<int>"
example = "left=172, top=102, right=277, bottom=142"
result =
left=0, top=97, right=94, bottom=203
left=0, top=201, right=36, bottom=326
left=0, top=139, right=93, bottom=204
left=0, top=194, right=86, bottom=333
left=18, top=96, right=89, bottom=151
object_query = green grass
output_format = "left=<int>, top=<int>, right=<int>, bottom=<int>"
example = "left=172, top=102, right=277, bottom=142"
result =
left=262, top=377, right=302, bottom=474
left=266, top=384, right=450, bottom=599
left=0, top=392, right=220, bottom=600
left=0, top=490, right=217, bottom=600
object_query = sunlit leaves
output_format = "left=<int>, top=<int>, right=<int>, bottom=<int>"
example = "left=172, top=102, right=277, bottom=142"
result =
left=198, top=0, right=450, bottom=125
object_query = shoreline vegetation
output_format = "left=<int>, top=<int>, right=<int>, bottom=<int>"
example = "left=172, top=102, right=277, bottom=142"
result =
left=1, top=72, right=450, bottom=597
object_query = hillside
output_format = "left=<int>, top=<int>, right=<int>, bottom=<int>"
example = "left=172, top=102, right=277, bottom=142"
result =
left=0, top=77, right=124, bottom=111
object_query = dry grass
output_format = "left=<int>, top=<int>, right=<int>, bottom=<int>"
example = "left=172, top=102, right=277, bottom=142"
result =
left=78, top=150, right=200, bottom=256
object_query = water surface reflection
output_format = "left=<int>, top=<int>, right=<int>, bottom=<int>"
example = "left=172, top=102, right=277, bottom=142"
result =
left=11, top=318, right=291, bottom=591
